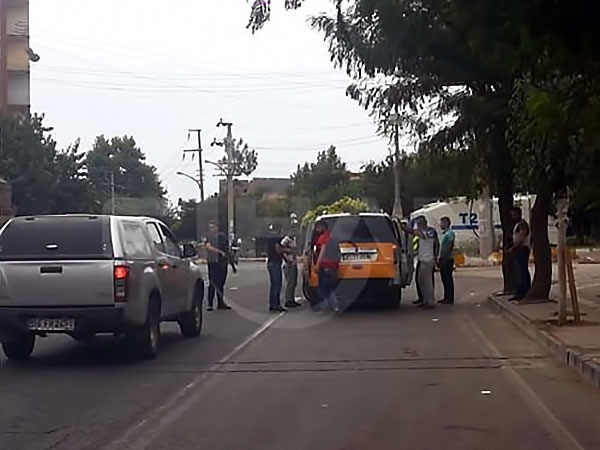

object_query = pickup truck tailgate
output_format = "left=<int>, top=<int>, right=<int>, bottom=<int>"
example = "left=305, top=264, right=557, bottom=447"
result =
left=0, top=260, right=115, bottom=307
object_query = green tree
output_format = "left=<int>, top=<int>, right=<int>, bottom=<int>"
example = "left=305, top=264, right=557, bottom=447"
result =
left=214, top=138, right=258, bottom=178
left=290, top=145, right=351, bottom=207
left=171, top=199, right=198, bottom=241
left=85, top=135, right=165, bottom=214
left=0, top=113, right=92, bottom=215
left=302, top=196, right=369, bottom=226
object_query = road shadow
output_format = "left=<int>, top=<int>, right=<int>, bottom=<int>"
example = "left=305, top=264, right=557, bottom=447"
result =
left=0, top=328, right=207, bottom=371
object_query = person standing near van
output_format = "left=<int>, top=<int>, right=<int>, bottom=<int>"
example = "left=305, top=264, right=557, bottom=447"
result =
left=266, top=225, right=290, bottom=313
left=438, top=216, right=456, bottom=305
left=403, top=216, right=439, bottom=309
left=509, top=207, right=531, bottom=301
left=281, top=233, right=301, bottom=308
left=314, top=220, right=341, bottom=312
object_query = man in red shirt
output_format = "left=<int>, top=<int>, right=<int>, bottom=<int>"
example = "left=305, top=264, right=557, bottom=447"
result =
left=313, top=220, right=341, bottom=312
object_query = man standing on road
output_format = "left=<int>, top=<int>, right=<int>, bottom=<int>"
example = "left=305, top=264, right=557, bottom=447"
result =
left=281, top=232, right=301, bottom=308
left=266, top=225, right=289, bottom=313
left=438, top=216, right=456, bottom=305
left=403, top=216, right=439, bottom=309
left=314, top=220, right=341, bottom=313
left=205, top=221, right=232, bottom=311
left=509, top=207, right=531, bottom=301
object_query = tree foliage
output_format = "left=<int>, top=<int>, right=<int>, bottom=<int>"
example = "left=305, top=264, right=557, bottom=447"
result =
left=0, top=114, right=92, bottom=215
left=0, top=114, right=169, bottom=218
left=302, top=196, right=368, bottom=226
left=215, top=138, right=259, bottom=178
left=290, top=145, right=352, bottom=207
left=85, top=135, right=165, bottom=213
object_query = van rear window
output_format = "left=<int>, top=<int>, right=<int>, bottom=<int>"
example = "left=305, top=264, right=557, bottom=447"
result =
left=0, top=216, right=113, bottom=261
left=323, top=216, right=397, bottom=243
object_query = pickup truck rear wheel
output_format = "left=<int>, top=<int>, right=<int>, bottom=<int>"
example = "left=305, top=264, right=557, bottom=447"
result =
left=129, top=297, right=160, bottom=359
left=179, top=286, right=203, bottom=338
left=2, top=332, right=35, bottom=363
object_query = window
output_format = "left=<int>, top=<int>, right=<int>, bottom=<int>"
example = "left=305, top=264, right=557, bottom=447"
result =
left=324, top=216, right=397, bottom=243
left=120, top=221, right=152, bottom=259
left=0, top=216, right=113, bottom=261
left=146, top=223, right=165, bottom=253
left=158, top=224, right=181, bottom=257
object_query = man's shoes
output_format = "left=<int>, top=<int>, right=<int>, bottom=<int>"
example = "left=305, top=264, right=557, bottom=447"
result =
left=270, top=306, right=287, bottom=313
left=285, top=301, right=302, bottom=308
left=413, top=299, right=424, bottom=305
left=438, top=299, right=454, bottom=305
left=207, top=305, right=214, bottom=311
left=218, top=304, right=232, bottom=310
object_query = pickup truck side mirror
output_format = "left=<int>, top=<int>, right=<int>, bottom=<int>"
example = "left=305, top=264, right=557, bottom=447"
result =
left=181, top=243, right=197, bottom=258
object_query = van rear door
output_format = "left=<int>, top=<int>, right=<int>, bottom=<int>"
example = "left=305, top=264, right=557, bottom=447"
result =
left=0, top=216, right=116, bottom=307
left=392, top=217, right=414, bottom=287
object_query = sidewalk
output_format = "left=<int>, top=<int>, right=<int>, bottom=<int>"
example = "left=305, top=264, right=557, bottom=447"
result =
left=488, top=291, right=600, bottom=390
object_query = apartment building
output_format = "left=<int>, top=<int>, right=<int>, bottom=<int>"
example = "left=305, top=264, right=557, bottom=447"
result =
left=0, top=0, right=37, bottom=114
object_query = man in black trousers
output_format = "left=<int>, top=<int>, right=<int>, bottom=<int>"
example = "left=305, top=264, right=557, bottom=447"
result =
left=205, top=221, right=233, bottom=311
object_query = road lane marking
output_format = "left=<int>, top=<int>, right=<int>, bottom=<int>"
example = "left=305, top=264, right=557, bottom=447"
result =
left=104, top=312, right=284, bottom=450
left=458, top=310, right=586, bottom=450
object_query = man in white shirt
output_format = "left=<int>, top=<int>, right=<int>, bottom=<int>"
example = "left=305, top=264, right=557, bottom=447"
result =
left=403, top=216, right=440, bottom=309
left=281, top=233, right=301, bottom=308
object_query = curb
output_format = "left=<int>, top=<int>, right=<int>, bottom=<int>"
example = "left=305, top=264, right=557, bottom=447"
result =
left=488, top=294, right=600, bottom=390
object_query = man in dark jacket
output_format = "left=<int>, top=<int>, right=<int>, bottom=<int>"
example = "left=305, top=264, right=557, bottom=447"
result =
left=205, top=221, right=232, bottom=311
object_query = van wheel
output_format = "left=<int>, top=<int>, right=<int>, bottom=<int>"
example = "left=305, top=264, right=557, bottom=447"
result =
left=302, top=280, right=318, bottom=306
left=179, top=286, right=203, bottom=338
left=130, top=297, right=161, bottom=359
left=387, top=286, right=401, bottom=310
left=2, top=332, right=35, bottom=363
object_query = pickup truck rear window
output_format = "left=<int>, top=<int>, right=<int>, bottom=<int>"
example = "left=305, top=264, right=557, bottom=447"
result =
left=0, top=216, right=113, bottom=261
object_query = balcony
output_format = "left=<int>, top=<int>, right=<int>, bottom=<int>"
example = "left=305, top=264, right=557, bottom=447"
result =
left=7, top=71, right=30, bottom=108
left=6, top=37, right=30, bottom=71
left=6, top=0, right=29, bottom=36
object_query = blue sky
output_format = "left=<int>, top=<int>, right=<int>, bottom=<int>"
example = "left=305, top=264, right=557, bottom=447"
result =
left=30, top=0, right=395, bottom=202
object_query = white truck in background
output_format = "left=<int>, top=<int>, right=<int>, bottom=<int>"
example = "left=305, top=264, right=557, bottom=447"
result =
left=409, top=195, right=558, bottom=250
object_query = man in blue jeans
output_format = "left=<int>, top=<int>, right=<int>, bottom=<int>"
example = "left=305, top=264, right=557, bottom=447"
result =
left=266, top=226, right=292, bottom=312
left=314, top=220, right=341, bottom=312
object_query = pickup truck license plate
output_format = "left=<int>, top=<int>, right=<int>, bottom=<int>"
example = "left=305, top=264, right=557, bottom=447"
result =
left=27, top=318, right=76, bottom=331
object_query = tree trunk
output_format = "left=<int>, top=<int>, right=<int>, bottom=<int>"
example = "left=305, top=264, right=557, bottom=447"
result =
left=527, top=187, right=553, bottom=300
left=498, top=182, right=517, bottom=294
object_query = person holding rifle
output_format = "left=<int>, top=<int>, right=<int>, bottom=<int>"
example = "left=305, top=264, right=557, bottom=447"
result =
left=205, top=221, right=234, bottom=311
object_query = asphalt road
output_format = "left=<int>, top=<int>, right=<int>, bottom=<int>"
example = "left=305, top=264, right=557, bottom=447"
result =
left=1, top=264, right=599, bottom=450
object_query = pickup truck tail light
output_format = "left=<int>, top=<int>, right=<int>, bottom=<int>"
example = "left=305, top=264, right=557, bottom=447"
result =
left=114, top=265, right=130, bottom=302
left=393, top=245, right=398, bottom=265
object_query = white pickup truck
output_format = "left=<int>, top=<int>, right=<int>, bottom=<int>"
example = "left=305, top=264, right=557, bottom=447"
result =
left=0, top=215, right=205, bottom=362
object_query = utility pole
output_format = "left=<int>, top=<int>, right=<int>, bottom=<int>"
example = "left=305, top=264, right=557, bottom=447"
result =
left=219, top=119, right=235, bottom=244
left=110, top=171, right=115, bottom=215
left=184, top=129, right=205, bottom=203
left=392, top=107, right=404, bottom=218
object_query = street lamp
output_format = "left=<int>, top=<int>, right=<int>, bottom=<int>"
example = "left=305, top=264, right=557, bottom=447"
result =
left=176, top=171, right=202, bottom=200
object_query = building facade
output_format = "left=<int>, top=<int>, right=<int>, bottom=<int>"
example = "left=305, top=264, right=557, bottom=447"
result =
left=0, top=0, right=34, bottom=114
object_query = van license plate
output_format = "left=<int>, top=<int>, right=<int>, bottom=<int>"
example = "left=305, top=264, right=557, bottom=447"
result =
left=28, top=318, right=76, bottom=331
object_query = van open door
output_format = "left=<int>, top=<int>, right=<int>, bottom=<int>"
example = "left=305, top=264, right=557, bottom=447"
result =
left=392, top=217, right=414, bottom=288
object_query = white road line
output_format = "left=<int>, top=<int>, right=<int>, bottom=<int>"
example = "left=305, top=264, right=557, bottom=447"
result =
left=104, top=313, right=284, bottom=450
left=458, top=310, right=586, bottom=450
